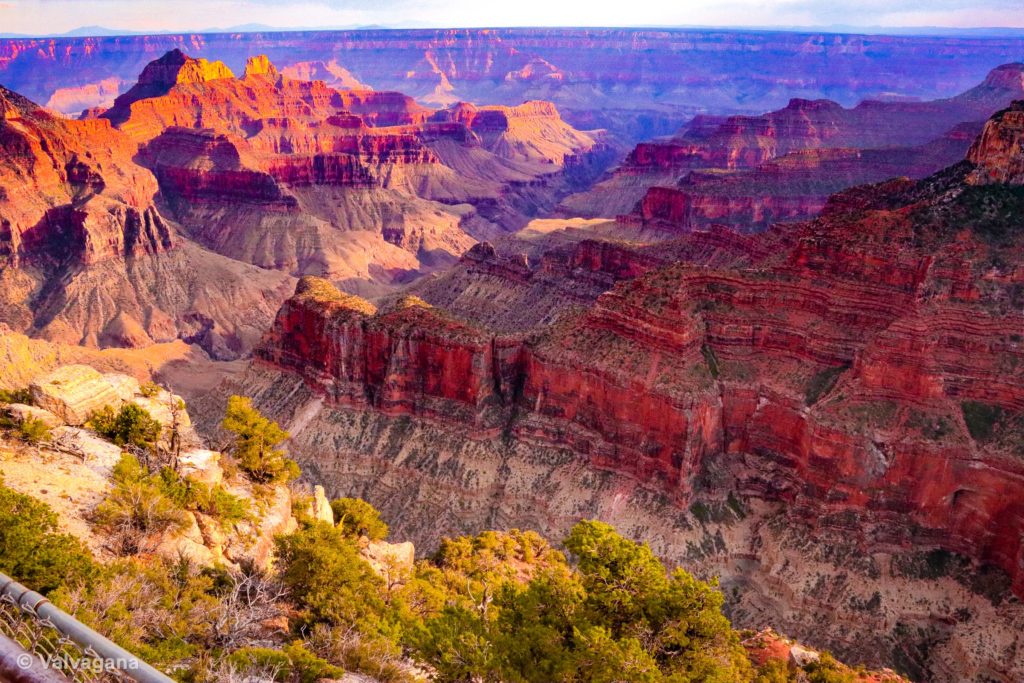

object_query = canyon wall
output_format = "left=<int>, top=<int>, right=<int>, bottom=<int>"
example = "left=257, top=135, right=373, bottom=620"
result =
left=97, top=50, right=605, bottom=284
left=1, top=49, right=608, bottom=355
left=234, top=106, right=1024, bottom=682
left=0, top=76, right=296, bottom=357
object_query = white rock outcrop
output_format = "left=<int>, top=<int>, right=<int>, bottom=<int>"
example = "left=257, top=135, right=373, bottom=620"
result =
left=29, top=365, right=136, bottom=425
left=361, top=539, right=416, bottom=581
left=178, top=449, right=224, bottom=486
left=50, top=426, right=124, bottom=474
left=789, top=644, right=821, bottom=668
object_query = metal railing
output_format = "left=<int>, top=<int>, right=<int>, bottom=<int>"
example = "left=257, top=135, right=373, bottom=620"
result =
left=0, top=573, right=173, bottom=683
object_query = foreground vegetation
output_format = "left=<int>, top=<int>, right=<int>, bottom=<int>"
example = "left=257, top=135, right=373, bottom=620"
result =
left=0, top=479, right=864, bottom=682
left=0, top=390, right=868, bottom=682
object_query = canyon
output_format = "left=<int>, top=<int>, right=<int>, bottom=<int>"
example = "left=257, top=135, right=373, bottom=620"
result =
left=214, top=102, right=1024, bottom=682
left=2, top=25, right=1024, bottom=682
left=0, top=80, right=296, bottom=357
left=0, top=48, right=606, bottom=357
left=99, top=49, right=609, bottom=282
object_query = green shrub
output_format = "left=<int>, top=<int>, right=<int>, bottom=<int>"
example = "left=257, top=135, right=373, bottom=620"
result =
left=228, top=643, right=344, bottom=683
left=690, top=500, right=711, bottom=523
left=702, top=344, right=720, bottom=379
left=727, top=490, right=746, bottom=518
left=18, top=415, right=51, bottom=444
left=155, top=468, right=250, bottom=528
left=93, top=455, right=188, bottom=555
left=0, top=479, right=95, bottom=592
left=139, top=381, right=161, bottom=398
left=307, top=624, right=412, bottom=683
left=755, top=659, right=796, bottom=683
left=806, top=364, right=849, bottom=406
left=89, top=402, right=162, bottom=449
left=412, top=520, right=754, bottom=683
left=55, top=555, right=218, bottom=672
left=275, top=522, right=385, bottom=631
left=961, top=400, right=1005, bottom=442
left=804, top=653, right=858, bottom=683
left=222, top=396, right=299, bottom=484
left=200, top=484, right=251, bottom=527
left=331, top=497, right=389, bottom=540
left=0, top=387, right=32, bottom=405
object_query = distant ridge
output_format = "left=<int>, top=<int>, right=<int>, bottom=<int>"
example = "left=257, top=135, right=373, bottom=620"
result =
left=0, top=22, right=422, bottom=38
left=1, top=23, right=1022, bottom=39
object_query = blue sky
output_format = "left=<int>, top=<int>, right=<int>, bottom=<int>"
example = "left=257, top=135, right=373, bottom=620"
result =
left=3, top=0, right=1024, bottom=35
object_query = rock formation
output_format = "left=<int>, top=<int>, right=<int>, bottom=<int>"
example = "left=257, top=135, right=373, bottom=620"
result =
left=4, top=361, right=300, bottom=569
left=562, top=64, right=1024, bottom=231
left=235, top=103, right=1024, bottom=682
left=0, top=50, right=604, bottom=355
left=93, top=50, right=604, bottom=286
left=0, top=82, right=295, bottom=358
left=29, top=364, right=140, bottom=425
left=103, top=49, right=235, bottom=126
left=967, top=101, right=1024, bottom=185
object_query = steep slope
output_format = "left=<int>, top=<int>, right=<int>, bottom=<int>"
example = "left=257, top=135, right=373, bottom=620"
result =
left=0, top=83, right=295, bottom=357
left=624, top=123, right=980, bottom=233
left=229, top=104, right=1024, bottom=682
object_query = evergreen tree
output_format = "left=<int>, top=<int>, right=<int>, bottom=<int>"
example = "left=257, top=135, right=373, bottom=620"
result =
left=221, top=395, right=298, bottom=483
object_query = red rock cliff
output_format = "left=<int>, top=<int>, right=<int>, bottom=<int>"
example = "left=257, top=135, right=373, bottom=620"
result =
left=258, top=108, right=1024, bottom=599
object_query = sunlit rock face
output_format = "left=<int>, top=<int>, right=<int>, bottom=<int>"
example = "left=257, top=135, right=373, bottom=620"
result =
left=0, top=81, right=294, bottom=358
left=967, top=100, right=1024, bottom=185
left=92, top=51, right=605, bottom=287
left=0, top=48, right=606, bottom=356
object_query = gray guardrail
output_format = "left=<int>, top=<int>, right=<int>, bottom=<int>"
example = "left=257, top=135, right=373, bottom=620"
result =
left=0, top=572, right=174, bottom=683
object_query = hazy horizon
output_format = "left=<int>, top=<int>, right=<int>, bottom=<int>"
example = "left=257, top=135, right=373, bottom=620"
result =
left=3, top=0, right=1024, bottom=38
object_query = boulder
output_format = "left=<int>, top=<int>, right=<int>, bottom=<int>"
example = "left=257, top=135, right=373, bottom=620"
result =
left=134, top=389, right=192, bottom=432
left=134, top=387, right=202, bottom=450
left=157, top=511, right=216, bottom=565
left=29, top=365, right=134, bottom=425
left=178, top=449, right=224, bottom=486
left=361, top=539, right=416, bottom=582
left=226, top=482, right=297, bottom=569
left=101, top=373, right=142, bottom=400
left=194, top=513, right=228, bottom=562
left=789, top=644, right=820, bottom=668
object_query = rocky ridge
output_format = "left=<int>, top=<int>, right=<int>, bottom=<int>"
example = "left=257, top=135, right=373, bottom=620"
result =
left=0, top=82, right=295, bottom=357
left=237, top=103, right=1024, bottom=682
left=0, top=49, right=606, bottom=355
left=562, top=63, right=1024, bottom=232
left=5, top=28, right=1024, bottom=145
left=95, top=51, right=606, bottom=286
